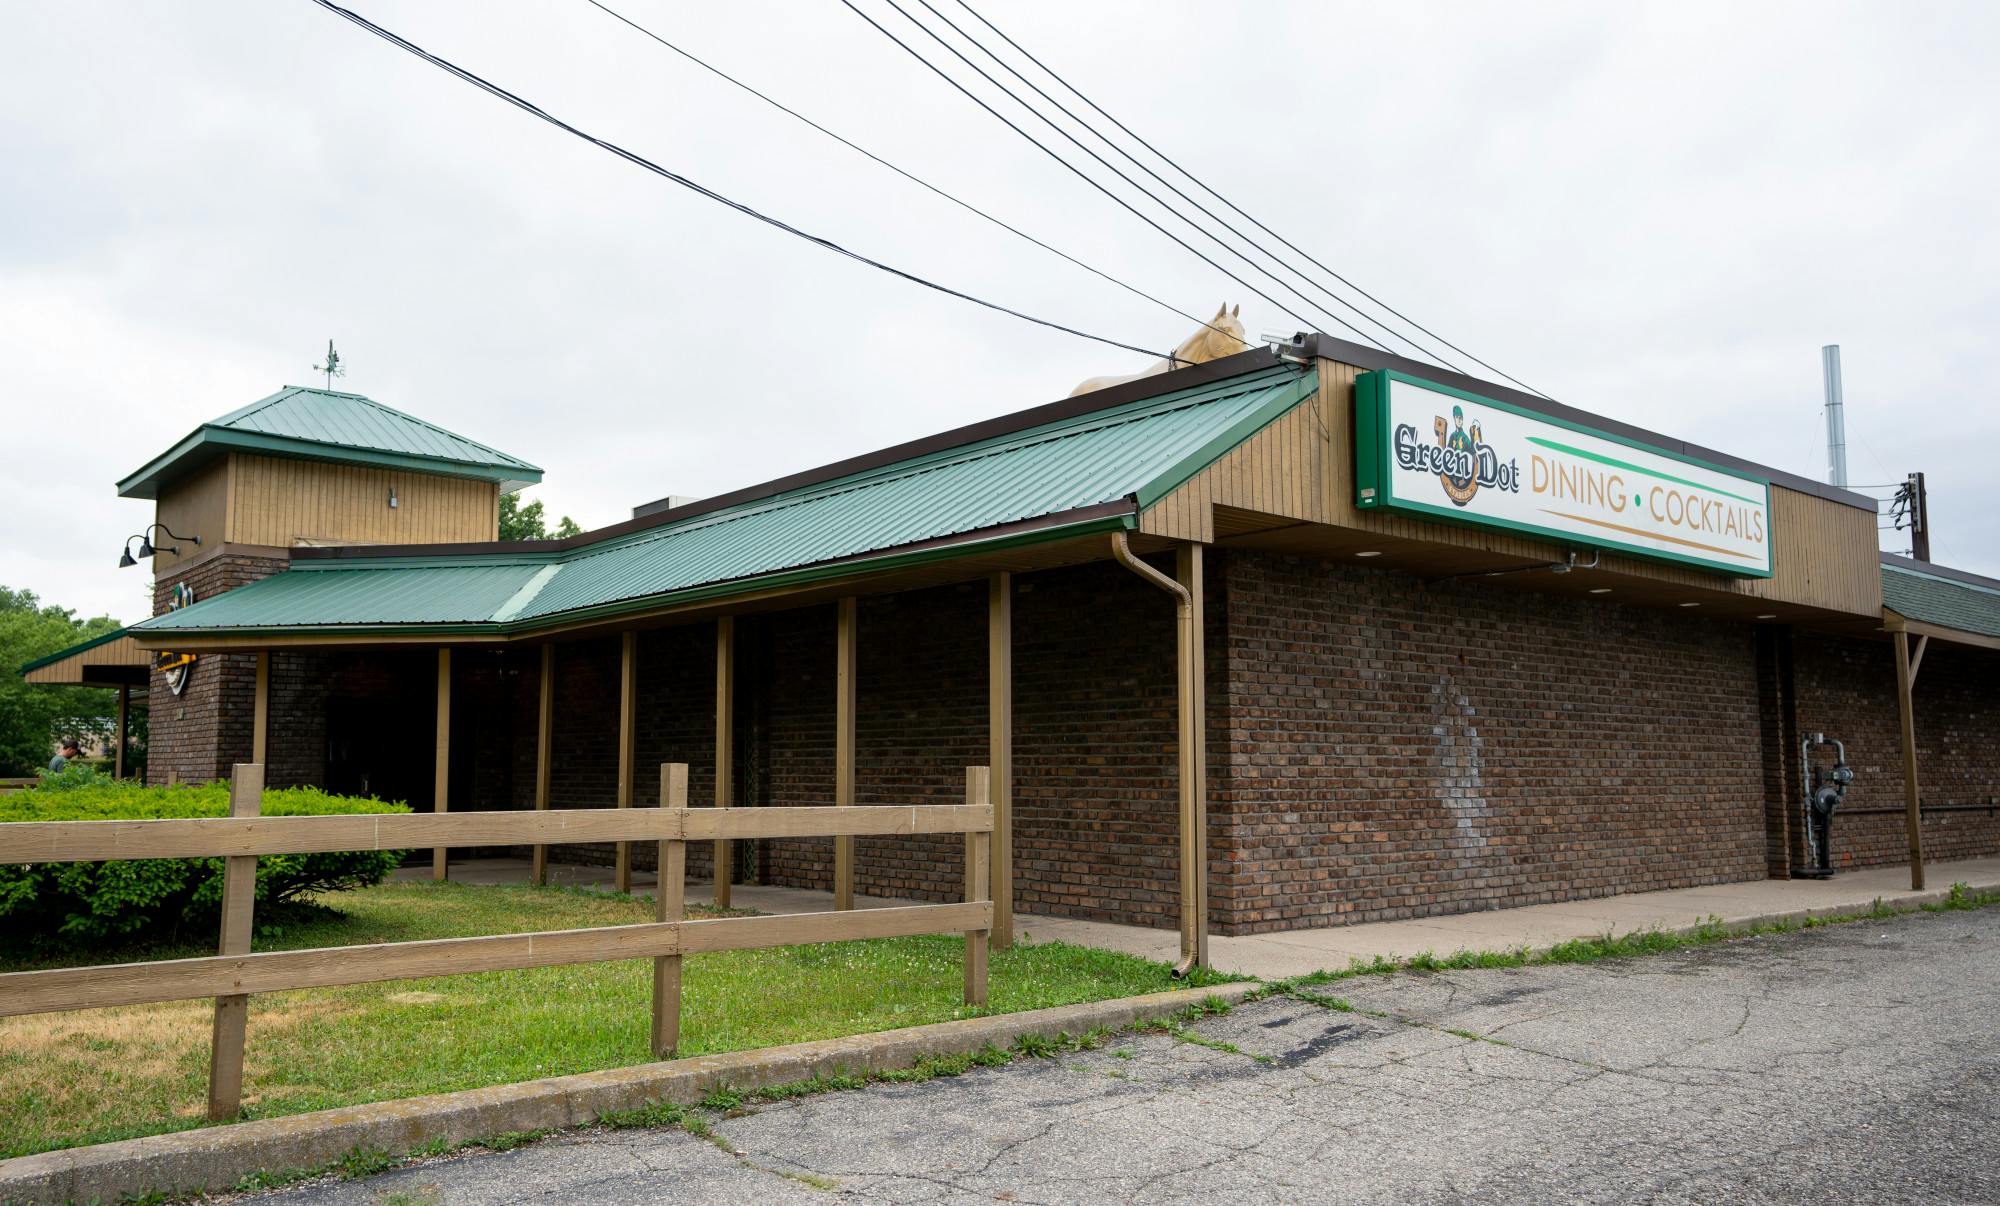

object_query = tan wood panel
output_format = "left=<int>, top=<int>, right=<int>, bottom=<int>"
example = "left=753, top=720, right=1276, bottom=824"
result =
left=0, top=919, right=687, bottom=1017
left=988, top=575, right=1013, bottom=949
left=834, top=596, right=857, bottom=910
left=0, top=808, right=676, bottom=863
left=680, top=804, right=992, bottom=841
left=653, top=762, right=688, bottom=1056
left=227, top=454, right=500, bottom=548
left=207, top=768, right=260, bottom=1120
left=22, top=634, right=151, bottom=684
left=616, top=631, right=637, bottom=893
left=0, top=804, right=990, bottom=864
left=532, top=643, right=554, bottom=885
left=676, top=902, right=992, bottom=954
left=2, top=900, right=993, bottom=1019
left=713, top=616, right=734, bottom=909
left=432, top=648, right=450, bottom=880
left=1139, top=390, right=1330, bottom=544
left=1160, top=357, right=1885, bottom=617
left=152, top=457, right=233, bottom=574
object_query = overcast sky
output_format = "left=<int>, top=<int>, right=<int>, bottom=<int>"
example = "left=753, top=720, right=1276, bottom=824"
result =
left=4, top=0, right=1995, bottom=626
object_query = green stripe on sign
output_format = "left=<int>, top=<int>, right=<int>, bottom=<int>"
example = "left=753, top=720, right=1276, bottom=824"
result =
left=1525, top=436, right=1764, bottom=506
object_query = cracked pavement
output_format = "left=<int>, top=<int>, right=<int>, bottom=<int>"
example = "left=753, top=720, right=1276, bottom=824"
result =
left=246, top=906, right=1999, bottom=1204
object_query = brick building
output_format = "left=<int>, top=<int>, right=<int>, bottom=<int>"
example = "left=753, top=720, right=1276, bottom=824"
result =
left=28, top=337, right=2000, bottom=964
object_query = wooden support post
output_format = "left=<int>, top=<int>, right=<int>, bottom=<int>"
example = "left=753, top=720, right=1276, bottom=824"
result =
left=617, top=631, right=637, bottom=895
left=433, top=649, right=450, bottom=882
left=1176, top=545, right=1209, bottom=971
left=251, top=652, right=269, bottom=768
left=834, top=597, right=857, bottom=911
left=532, top=644, right=554, bottom=887
left=114, top=683, right=129, bottom=780
left=988, top=573, right=1013, bottom=949
left=714, top=616, right=735, bottom=908
left=964, top=765, right=991, bottom=1007
left=207, top=763, right=261, bottom=1121
left=1895, top=630, right=1925, bottom=891
left=652, top=762, right=688, bottom=1057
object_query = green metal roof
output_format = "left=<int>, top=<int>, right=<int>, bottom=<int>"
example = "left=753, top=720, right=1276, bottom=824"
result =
left=1882, top=559, right=2000, bottom=640
left=117, top=386, right=542, bottom=499
left=135, top=366, right=1317, bottom=638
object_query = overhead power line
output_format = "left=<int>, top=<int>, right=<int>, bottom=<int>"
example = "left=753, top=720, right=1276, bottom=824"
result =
left=305, top=0, right=1169, bottom=360
left=947, top=0, right=1559, bottom=401
left=581, top=0, right=1236, bottom=343
left=910, top=0, right=1467, bottom=373
left=838, top=0, right=1394, bottom=353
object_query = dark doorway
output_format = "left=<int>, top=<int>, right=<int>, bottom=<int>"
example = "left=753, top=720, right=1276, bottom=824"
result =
left=325, top=692, right=431, bottom=810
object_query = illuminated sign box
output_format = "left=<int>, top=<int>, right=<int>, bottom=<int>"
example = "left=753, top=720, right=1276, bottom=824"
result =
left=1355, top=371, right=1773, bottom=577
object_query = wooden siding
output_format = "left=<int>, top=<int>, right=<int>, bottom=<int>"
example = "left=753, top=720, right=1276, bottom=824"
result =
left=21, top=634, right=149, bottom=684
left=1137, top=357, right=1883, bottom=618
left=225, top=454, right=499, bottom=548
left=153, top=457, right=232, bottom=574
left=1138, top=394, right=1330, bottom=542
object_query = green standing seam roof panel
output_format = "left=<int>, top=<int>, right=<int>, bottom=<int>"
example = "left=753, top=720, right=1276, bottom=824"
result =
left=1883, top=563, right=2000, bottom=640
left=117, top=387, right=542, bottom=498
left=136, top=367, right=1316, bottom=636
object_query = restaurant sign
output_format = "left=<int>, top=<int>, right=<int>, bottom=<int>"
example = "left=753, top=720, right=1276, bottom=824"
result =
left=1355, top=371, right=1772, bottom=577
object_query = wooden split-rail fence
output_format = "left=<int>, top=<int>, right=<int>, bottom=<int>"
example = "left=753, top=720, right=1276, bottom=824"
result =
left=0, top=762, right=995, bottom=1122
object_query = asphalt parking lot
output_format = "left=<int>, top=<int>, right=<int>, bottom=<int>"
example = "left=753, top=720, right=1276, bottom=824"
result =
left=251, top=905, right=1999, bottom=1205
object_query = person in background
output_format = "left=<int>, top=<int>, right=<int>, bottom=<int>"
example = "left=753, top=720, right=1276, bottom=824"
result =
left=48, top=737, right=82, bottom=774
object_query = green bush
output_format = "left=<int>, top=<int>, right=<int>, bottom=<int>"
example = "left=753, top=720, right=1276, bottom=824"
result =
left=0, top=780, right=411, bottom=950
left=32, top=763, right=113, bottom=792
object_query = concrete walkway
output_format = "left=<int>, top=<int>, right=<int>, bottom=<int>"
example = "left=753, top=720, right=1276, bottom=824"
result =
left=397, top=856, right=2000, bottom=979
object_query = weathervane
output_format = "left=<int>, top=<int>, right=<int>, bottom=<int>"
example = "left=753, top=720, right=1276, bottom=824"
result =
left=313, top=339, right=346, bottom=389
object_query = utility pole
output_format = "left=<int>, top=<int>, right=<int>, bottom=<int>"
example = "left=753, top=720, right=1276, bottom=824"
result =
left=1908, top=471, right=1930, bottom=561
left=1821, top=344, right=1848, bottom=488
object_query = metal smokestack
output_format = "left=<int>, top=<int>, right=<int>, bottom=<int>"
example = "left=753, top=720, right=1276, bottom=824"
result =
left=1822, top=344, right=1848, bottom=488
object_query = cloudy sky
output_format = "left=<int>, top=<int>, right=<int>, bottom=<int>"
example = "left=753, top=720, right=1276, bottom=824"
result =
left=3, top=0, right=1994, bottom=625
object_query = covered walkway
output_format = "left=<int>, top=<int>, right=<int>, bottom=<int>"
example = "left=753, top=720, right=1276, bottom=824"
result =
left=393, top=855, right=2000, bottom=980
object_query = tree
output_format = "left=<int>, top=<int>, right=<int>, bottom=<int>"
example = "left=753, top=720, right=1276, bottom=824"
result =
left=499, top=492, right=584, bottom=542
left=0, top=588, right=124, bottom=775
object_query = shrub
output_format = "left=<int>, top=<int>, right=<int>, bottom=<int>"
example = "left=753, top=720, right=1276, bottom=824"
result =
left=32, top=763, right=113, bottom=792
left=0, top=780, right=410, bottom=950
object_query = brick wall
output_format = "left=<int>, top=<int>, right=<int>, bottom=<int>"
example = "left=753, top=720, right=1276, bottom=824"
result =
left=1792, top=632, right=2000, bottom=868
left=1214, top=552, right=1768, bottom=932
left=146, top=552, right=288, bottom=786
left=542, top=629, right=724, bottom=880
left=751, top=564, right=1203, bottom=929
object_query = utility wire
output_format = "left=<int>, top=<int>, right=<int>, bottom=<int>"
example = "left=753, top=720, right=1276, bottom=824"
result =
left=950, top=0, right=1559, bottom=401
left=839, top=0, right=1393, bottom=352
left=864, top=0, right=1382, bottom=350
left=581, top=0, right=1236, bottom=344
left=912, top=0, right=1464, bottom=372
left=305, top=0, right=1168, bottom=360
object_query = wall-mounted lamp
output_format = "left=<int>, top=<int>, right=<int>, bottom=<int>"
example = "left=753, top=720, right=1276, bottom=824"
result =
left=388, top=487, right=398, bottom=510
left=117, top=523, right=201, bottom=568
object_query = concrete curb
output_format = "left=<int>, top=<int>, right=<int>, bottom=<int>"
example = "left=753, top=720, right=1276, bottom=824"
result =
left=1693, top=878, right=2000, bottom=937
left=0, top=981, right=1259, bottom=1205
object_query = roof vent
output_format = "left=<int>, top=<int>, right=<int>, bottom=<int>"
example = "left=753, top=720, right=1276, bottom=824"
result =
left=632, top=494, right=701, bottom=520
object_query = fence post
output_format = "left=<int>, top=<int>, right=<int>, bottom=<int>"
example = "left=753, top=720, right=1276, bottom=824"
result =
left=652, top=762, right=689, bottom=1058
left=964, top=766, right=990, bottom=1008
left=208, top=763, right=262, bottom=1121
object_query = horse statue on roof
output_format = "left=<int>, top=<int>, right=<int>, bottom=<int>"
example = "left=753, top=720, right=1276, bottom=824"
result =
left=1069, top=303, right=1251, bottom=397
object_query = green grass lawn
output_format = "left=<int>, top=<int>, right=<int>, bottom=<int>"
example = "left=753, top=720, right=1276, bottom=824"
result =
left=0, top=881, right=1229, bottom=1159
